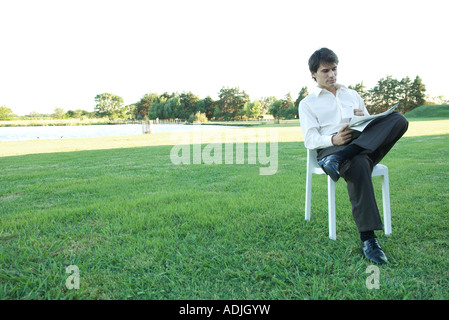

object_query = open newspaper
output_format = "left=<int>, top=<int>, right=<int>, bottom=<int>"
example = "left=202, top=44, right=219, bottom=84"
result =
left=348, top=103, right=399, bottom=132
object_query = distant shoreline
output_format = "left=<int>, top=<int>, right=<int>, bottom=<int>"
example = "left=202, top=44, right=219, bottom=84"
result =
left=0, top=119, right=147, bottom=127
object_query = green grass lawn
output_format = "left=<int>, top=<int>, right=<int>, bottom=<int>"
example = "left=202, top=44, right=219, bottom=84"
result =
left=1, top=122, right=448, bottom=299
left=405, top=104, right=449, bottom=121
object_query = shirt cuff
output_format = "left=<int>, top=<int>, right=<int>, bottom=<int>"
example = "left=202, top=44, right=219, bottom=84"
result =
left=322, top=135, right=334, bottom=148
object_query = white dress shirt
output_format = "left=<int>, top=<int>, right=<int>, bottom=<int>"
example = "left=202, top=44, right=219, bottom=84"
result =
left=298, top=84, right=369, bottom=150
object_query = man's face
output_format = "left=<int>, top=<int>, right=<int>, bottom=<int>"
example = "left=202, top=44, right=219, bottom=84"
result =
left=312, top=62, right=338, bottom=90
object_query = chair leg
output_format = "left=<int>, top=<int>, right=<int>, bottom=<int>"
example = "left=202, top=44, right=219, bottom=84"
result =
left=381, top=172, right=392, bottom=235
left=328, top=177, right=336, bottom=240
left=305, top=172, right=312, bottom=221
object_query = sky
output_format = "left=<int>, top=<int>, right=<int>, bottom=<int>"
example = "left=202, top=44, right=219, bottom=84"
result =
left=1, top=0, right=447, bottom=116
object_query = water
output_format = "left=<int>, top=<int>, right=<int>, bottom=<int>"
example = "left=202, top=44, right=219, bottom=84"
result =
left=0, top=124, right=239, bottom=142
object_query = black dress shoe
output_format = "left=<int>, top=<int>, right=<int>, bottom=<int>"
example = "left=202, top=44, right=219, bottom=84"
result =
left=361, top=238, right=388, bottom=265
left=317, top=154, right=344, bottom=182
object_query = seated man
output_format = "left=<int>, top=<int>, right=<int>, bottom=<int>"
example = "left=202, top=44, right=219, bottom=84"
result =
left=299, top=48, right=409, bottom=264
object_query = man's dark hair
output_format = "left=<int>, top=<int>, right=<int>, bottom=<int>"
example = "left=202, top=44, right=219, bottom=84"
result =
left=308, top=48, right=339, bottom=81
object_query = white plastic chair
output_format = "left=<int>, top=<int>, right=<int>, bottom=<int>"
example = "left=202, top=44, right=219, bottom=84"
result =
left=305, top=149, right=391, bottom=240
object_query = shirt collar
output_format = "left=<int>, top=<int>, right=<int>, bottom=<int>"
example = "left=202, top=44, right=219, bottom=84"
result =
left=313, top=84, right=347, bottom=97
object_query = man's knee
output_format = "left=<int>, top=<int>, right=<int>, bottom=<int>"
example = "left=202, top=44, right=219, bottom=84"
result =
left=391, top=112, right=409, bottom=132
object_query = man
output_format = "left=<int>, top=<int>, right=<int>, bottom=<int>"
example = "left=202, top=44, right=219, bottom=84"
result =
left=299, top=48, right=409, bottom=264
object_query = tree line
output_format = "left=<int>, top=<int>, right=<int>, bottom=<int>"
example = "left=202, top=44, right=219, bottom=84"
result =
left=92, top=74, right=428, bottom=121
left=349, top=75, right=426, bottom=114
left=0, top=75, right=429, bottom=121
left=131, top=88, right=303, bottom=122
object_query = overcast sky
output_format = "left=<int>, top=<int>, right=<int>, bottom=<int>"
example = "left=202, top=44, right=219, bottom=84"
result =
left=1, top=0, right=447, bottom=115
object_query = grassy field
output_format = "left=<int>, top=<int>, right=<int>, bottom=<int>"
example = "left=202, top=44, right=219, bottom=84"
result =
left=1, top=118, right=448, bottom=300
left=2, top=119, right=449, bottom=157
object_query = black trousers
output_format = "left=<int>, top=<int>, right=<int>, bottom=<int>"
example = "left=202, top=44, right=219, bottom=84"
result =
left=317, top=112, right=409, bottom=233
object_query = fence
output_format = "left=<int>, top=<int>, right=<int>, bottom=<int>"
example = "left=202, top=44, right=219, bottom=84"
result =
left=141, top=118, right=184, bottom=134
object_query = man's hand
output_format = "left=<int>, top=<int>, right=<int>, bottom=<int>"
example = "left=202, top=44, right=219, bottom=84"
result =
left=353, top=109, right=365, bottom=116
left=332, top=123, right=353, bottom=146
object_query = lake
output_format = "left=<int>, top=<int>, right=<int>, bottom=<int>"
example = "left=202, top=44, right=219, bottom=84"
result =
left=0, top=124, right=239, bottom=142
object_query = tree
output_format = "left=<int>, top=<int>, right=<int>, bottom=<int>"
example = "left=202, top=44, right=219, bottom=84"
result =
left=148, top=96, right=167, bottom=119
left=268, top=99, right=282, bottom=119
left=367, top=76, right=401, bottom=113
left=295, top=86, right=309, bottom=109
left=65, top=109, right=86, bottom=119
left=179, top=92, right=200, bottom=120
left=294, top=87, right=309, bottom=119
left=162, top=99, right=173, bottom=119
left=213, top=106, right=223, bottom=120
left=135, top=93, right=159, bottom=119
left=348, top=81, right=369, bottom=102
left=365, top=75, right=427, bottom=114
left=409, top=75, right=426, bottom=111
left=28, top=111, right=43, bottom=118
left=243, top=100, right=262, bottom=119
left=269, top=93, right=296, bottom=119
left=0, top=106, right=15, bottom=119
left=189, top=110, right=208, bottom=123
left=279, top=93, right=295, bottom=119
left=260, top=96, right=277, bottom=116
left=53, top=108, right=66, bottom=119
left=216, top=87, right=250, bottom=120
left=396, top=76, right=412, bottom=113
left=201, top=96, right=216, bottom=120
left=195, top=100, right=205, bottom=114
left=125, top=104, right=136, bottom=119
left=170, top=97, right=183, bottom=119
left=94, top=93, right=125, bottom=118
